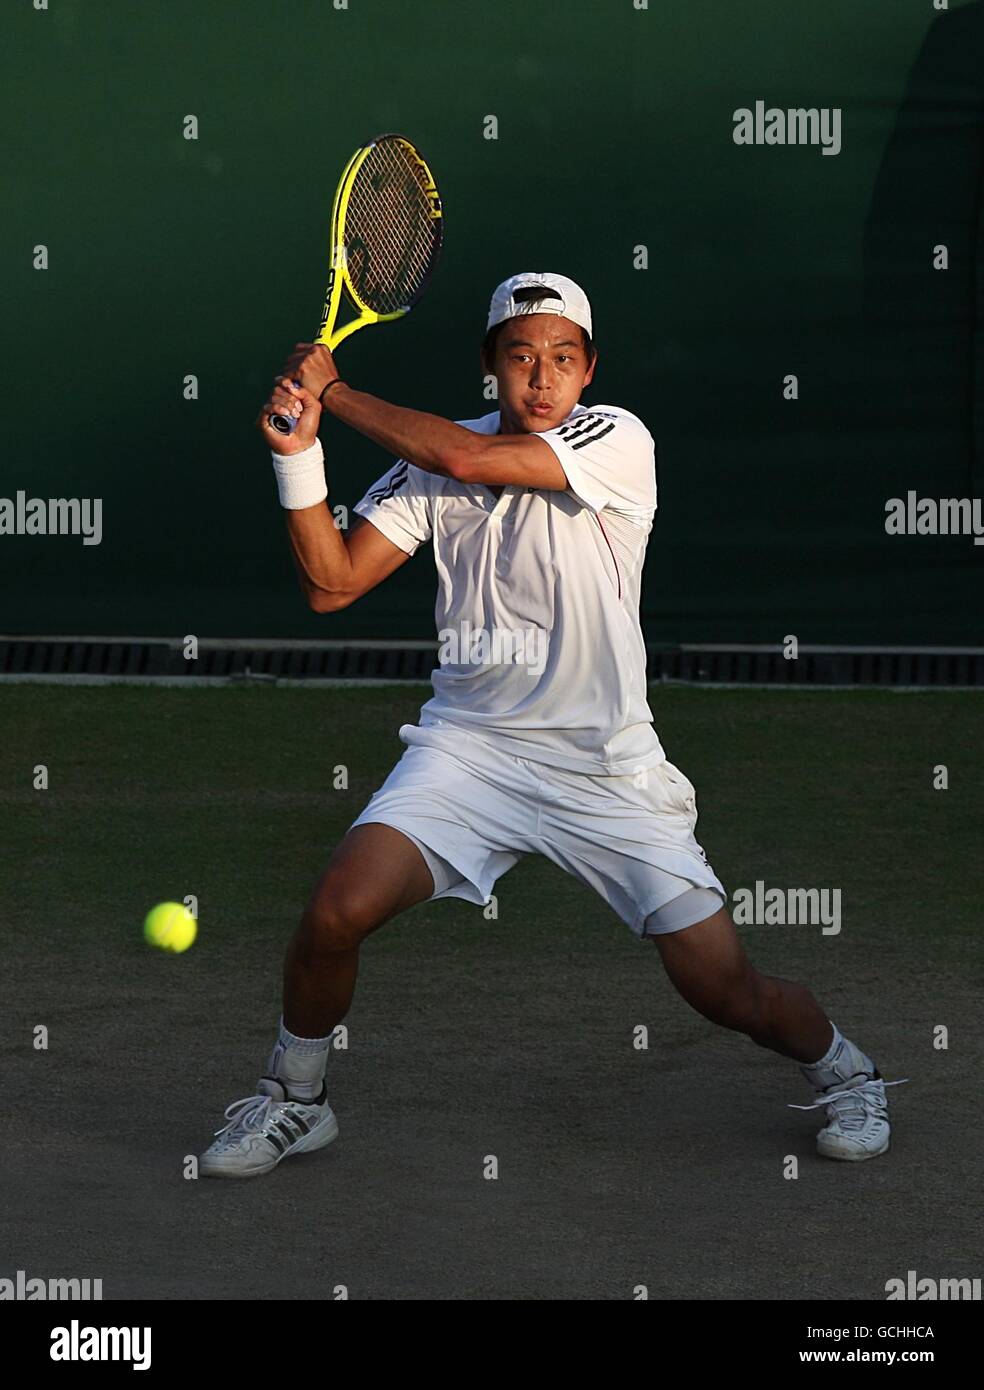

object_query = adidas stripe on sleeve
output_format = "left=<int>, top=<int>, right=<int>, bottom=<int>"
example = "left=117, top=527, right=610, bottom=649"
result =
left=353, top=459, right=434, bottom=555
left=539, top=406, right=657, bottom=521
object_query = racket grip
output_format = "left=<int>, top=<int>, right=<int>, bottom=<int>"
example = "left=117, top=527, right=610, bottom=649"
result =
left=269, top=379, right=303, bottom=435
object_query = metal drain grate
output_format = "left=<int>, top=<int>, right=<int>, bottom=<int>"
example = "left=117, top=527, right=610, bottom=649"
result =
left=656, top=646, right=984, bottom=687
left=0, top=637, right=441, bottom=682
left=1, top=637, right=982, bottom=686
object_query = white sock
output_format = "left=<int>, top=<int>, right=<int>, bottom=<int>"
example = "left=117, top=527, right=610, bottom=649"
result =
left=800, top=1024, right=875, bottom=1091
left=266, top=1017, right=333, bottom=1100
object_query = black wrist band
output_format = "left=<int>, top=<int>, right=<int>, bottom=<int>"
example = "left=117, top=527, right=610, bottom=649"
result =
left=319, top=379, right=345, bottom=404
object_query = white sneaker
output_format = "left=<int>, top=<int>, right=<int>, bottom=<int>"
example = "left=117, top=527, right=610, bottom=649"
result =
left=790, top=1070, right=906, bottom=1162
left=200, top=1076, right=339, bottom=1179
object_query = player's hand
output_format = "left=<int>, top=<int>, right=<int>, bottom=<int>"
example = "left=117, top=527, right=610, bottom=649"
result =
left=256, top=378, right=322, bottom=454
left=282, top=342, right=340, bottom=399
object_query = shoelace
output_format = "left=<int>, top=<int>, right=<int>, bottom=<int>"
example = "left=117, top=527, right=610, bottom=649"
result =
left=788, top=1077, right=909, bottom=1132
left=212, top=1093, right=278, bottom=1146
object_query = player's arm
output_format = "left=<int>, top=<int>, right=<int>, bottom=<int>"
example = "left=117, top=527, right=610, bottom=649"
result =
left=259, top=374, right=412, bottom=613
left=286, top=507, right=411, bottom=613
left=280, top=344, right=568, bottom=489
left=322, top=383, right=567, bottom=488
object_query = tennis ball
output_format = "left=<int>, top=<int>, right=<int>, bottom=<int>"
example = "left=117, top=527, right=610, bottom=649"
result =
left=143, top=902, right=197, bottom=954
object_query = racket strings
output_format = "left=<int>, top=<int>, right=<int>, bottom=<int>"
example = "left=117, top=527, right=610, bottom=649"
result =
left=347, top=161, right=430, bottom=309
left=343, top=138, right=440, bottom=315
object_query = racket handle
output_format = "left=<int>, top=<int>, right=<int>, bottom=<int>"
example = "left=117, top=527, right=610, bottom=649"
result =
left=269, top=378, right=303, bottom=435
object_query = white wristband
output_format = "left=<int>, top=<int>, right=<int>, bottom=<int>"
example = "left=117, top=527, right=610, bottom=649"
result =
left=271, top=438, right=328, bottom=510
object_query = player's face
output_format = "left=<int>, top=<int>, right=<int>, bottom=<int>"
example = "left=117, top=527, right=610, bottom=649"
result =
left=487, top=314, right=597, bottom=433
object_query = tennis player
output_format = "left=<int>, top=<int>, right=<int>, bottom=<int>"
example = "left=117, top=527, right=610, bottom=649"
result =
left=200, top=273, right=900, bottom=1177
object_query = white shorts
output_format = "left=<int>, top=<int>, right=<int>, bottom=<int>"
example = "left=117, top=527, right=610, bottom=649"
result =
left=349, top=720, right=726, bottom=938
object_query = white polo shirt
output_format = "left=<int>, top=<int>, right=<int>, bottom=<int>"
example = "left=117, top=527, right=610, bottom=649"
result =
left=353, top=404, right=663, bottom=775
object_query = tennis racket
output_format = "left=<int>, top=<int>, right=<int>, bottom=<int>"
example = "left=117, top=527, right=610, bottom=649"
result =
left=269, top=132, right=443, bottom=435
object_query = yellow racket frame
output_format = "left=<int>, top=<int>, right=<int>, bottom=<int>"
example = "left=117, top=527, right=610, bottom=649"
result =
left=315, top=134, right=443, bottom=351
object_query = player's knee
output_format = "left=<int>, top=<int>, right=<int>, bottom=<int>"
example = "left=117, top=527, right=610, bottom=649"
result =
left=687, top=968, right=765, bottom=1036
left=301, top=876, right=379, bottom=952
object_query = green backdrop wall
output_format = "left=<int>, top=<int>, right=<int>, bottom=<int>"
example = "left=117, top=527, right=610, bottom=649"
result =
left=3, top=0, right=983, bottom=643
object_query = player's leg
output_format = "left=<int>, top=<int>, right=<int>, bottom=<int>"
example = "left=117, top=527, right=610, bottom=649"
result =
left=273, top=734, right=530, bottom=1103
left=200, top=732, right=529, bottom=1179
left=648, top=903, right=899, bottom=1160
left=283, top=822, right=439, bottom=1041
left=533, top=757, right=901, bottom=1161
left=199, top=824, right=442, bottom=1179
left=647, top=903, right=832, bottom=1062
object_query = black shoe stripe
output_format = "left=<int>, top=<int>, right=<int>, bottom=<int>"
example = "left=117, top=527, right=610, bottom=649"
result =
left=266, top=1129, right=287, bottom=1155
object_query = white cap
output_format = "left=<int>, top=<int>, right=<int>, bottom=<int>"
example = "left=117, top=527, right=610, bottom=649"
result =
left=487, top=272, right=592, bottom=338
